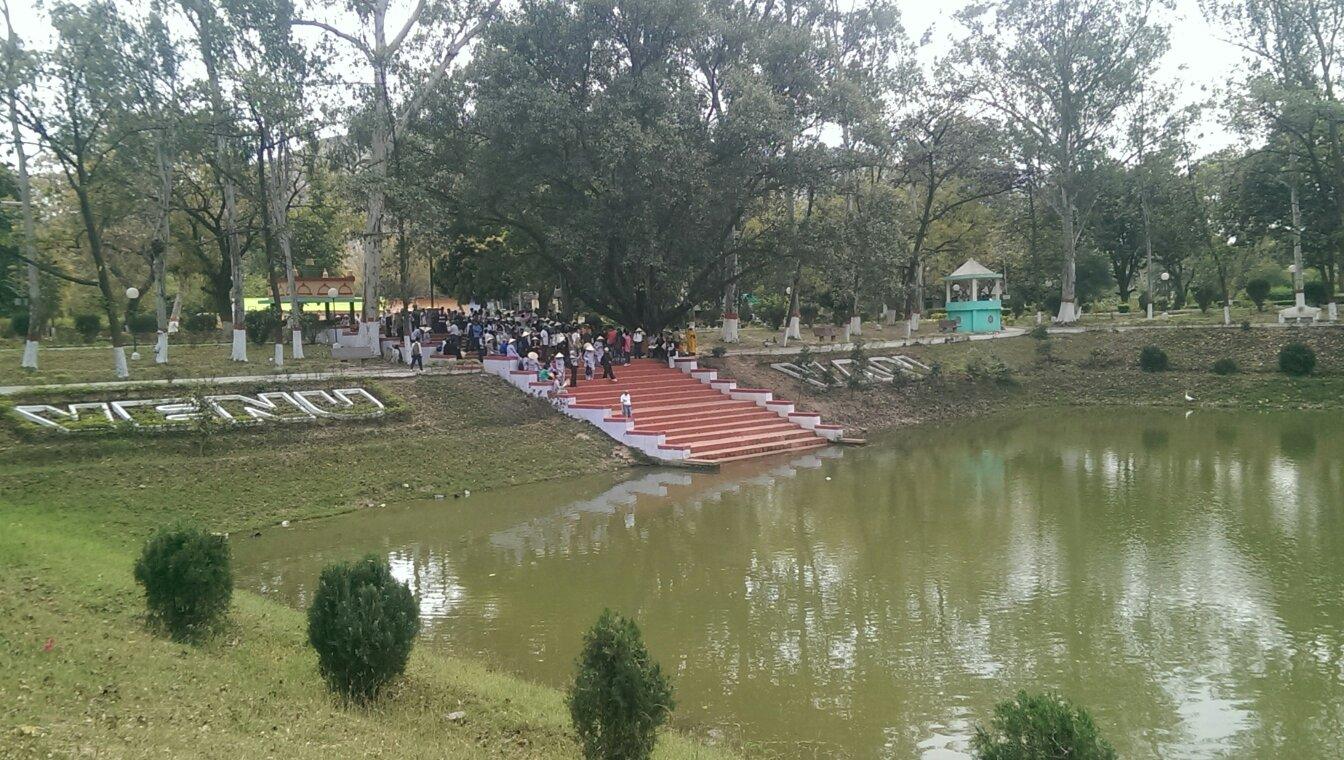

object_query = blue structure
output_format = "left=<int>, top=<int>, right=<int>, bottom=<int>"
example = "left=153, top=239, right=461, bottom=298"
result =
left=943, top=259, right=1005, bottom=334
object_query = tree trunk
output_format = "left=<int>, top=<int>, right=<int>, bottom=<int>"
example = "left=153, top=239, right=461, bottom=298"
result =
left=75, top=180, right=128, bottom=377
left=907, top=257, right=924, bottom=332
left=1141, top=195, right=1154, bottom=319
left=397, top=222, right=414, bottom=364
left=8, top=80, right=40, bottom=369
left=256, top=134, right=285, bottom=367
left=1056, top=183, right=1079, bottom=323
left=721, top=248, right=739, bottom=342
left=152, top=139, right=172, bottom=364
left=358, top=8, right=392, bottom=356
left=192, top=9, right=247, bottom=362
left=268, top=134, right=303, bottom=359
left=785, top=192, right=802, bottom=340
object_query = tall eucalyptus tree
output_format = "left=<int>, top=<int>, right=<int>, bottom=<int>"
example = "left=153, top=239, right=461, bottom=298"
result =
left=294, top=0, right=500, bottom=354
left=2, top=1, right=41, bottom=369
left=21, top=1, right=142, bottom=377
left=957, top=0, right=1168, bottom=323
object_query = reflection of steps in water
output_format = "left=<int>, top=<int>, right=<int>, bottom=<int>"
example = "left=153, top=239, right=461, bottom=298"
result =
left=488, top=470, right=698, bottom=557
left=486, top=451, right=835, bottom=559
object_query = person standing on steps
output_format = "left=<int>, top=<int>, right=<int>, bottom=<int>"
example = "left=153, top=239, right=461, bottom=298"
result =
left=583, top=343, right=596, bottom=381
left=409, top=338, right=423, bottom=372
left=620, top=390, right=633, bottom=419
left=600, top=343, right=617, bottom=381
left=550, top=352, right=566, bottom=392
left=567, top=348, right=580, bottom=387
left=632, top=326, right=645, bottom=357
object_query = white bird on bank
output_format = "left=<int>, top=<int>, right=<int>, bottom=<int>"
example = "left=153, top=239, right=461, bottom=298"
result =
left=1184, top=392, right=1195, bottom=403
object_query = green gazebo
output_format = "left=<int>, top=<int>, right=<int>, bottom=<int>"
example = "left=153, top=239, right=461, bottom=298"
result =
left=943, top=259, right=1004, bottom=333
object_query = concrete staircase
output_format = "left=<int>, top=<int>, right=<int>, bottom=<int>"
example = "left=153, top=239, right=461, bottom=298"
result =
left=484, top=355, right=842, bottom=464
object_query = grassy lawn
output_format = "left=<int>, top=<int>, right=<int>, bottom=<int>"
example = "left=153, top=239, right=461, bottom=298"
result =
left=0, top=374, right=731, bottom=759
left=0, top=342, right=369, bottom=388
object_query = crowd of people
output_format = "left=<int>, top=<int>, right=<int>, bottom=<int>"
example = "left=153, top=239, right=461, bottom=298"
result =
left=382, top=306, right=700, bottom=386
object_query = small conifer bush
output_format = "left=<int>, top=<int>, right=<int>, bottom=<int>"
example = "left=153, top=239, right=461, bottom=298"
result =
left=307, top=555, right=419, bottom=702
left=972, top=691, right=1117, bottom=760
left=1138, top=345, right=1169, bottom=372
left=569, top=609, right=674, bottom=760
left=133, top=525, right=233, bottom=640
left=1212, top=358, right=1238, bottom=375
left=1278, top=342, right=1316, bottom=376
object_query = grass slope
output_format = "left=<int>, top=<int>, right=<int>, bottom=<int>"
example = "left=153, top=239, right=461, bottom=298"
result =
left=1, top=375, right=729, bottom=759
left=718, top=327, right=1344, bottom=433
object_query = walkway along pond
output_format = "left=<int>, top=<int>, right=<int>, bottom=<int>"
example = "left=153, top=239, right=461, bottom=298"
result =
left=233, top=407, right=1344, bottom=758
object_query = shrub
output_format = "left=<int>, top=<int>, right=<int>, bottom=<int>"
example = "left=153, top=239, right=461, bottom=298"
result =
left=710, top=345, right=728, bottom=358
left=9, top=311, right=29, bottom=337
left=1027, top=324, right=1049, bottom=341
left=1081, top=348, right=1113, bottom=369
left=1138, top=345, right=1169, bottom=372
left=737, top=299, right=754, bottom=324
left=1303, top=280, right=1329, bottom=306
left=796, top=345, right=814, bottom=369
left=1115, top=304, right=1130, bottom=314
left=1043, top=293, right=1062, bottom=316
left=182, top=311, right=219, bottom=334
left=972, top=691, right=1116, bottom=760
left=1240, top=320, right=1252, bottom=331
left=966, top=352, right=1014, bottom=384
left=1194, top=284, right=1218, bottom=313
left=307, top=555, right=419, bottom=702
left=127, top=312, right=159, bottom=335
left=1245, top=278, right=1271, bottom=311
left=569, top=609, right=674, bottom=760
left=847, top=339, right=869, bottom=388
left=754, top=293, right=789, bottom=330
left=133, top=526, right=233, bottom=640
left=74, top=313, right=102, bottom=342
left=1212, top=358, right=1238, bottom=375
left=244, top=309, right=282, bottom=346
left=1278, top=342, right=1316, bottom=376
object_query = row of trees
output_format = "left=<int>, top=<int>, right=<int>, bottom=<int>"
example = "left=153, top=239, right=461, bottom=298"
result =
left=3, top=0, right=1342, bottom=374
left=412, top=0, right=1344, bottom=334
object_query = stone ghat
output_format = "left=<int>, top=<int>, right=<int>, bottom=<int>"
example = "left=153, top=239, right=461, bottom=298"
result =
left=483, top=355, right=842, bottom=464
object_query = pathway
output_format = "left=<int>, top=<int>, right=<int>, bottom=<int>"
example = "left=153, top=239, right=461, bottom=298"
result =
left=0, top=362, right=479, bottom=396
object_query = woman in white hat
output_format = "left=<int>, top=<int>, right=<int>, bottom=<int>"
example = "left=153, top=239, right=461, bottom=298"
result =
left=583, top=343, right=597, bottom=381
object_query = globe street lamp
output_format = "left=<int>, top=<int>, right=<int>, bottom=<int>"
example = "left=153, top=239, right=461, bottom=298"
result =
left=125, top=286, right=141, bottom=358
left=326, top=286, right=338, bottom=322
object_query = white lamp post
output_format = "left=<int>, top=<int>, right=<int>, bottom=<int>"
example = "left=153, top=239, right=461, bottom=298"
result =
left=124, top=287, right=142, bottom=360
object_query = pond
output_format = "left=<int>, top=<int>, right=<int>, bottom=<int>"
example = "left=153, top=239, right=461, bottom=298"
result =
left=233, top=408, right=1344, bottom=758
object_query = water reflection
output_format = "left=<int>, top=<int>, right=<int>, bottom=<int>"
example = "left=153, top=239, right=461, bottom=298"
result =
left=234, top=409, right=1344, bottom=759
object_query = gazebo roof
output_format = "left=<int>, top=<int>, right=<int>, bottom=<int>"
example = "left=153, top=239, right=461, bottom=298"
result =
left=945, top=258, right=1002, bottom=281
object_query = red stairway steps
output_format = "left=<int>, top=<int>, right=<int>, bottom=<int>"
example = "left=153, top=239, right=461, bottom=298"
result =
left=526, top=357, right=831, bottom=463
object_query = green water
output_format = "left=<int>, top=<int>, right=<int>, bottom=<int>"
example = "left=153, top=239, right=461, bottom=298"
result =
left=233, top=409, right=1344, bottom=758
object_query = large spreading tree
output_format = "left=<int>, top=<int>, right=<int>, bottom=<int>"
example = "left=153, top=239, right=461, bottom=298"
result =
left=411, top=0, right=877, bottom=333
